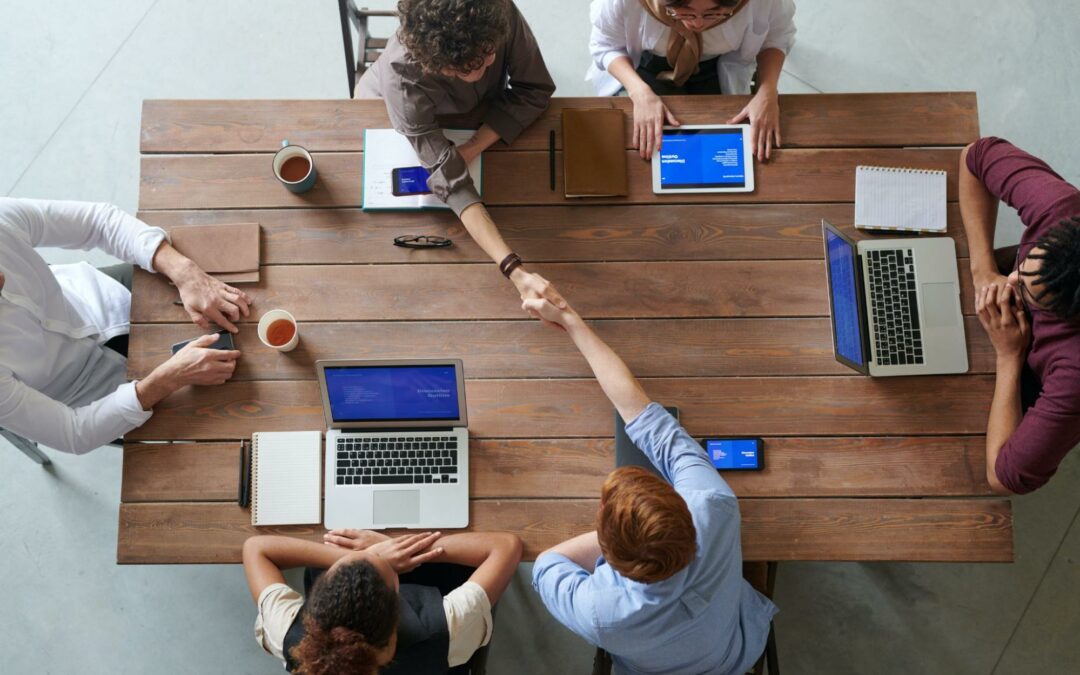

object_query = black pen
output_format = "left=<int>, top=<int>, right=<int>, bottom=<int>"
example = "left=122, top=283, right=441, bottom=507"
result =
left=549, top=130, right=556, bottom=191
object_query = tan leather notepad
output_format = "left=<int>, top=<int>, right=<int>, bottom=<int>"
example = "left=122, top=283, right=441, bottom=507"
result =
left=562, top=109, right=628, bottom=198
left=168, top=223, right=260, bottom=283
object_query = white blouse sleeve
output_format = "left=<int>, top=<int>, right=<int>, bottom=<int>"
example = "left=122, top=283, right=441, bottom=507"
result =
left=761, top=0, right=797, bottom=55
left=0, top=198, right=168, bottom=272
left=589, top=0, right=632, bottom=71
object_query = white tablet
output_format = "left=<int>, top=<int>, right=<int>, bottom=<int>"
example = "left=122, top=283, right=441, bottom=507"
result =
left=651, top=124, right=755, bottom=194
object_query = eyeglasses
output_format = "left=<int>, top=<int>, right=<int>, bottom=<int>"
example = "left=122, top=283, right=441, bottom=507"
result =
left=393, top=235, right=453, bottom=249
left=665, top=7, right=736, bottom=22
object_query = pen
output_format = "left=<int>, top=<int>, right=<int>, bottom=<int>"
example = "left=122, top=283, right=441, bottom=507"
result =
left=549, top=130, right=556, bottom=191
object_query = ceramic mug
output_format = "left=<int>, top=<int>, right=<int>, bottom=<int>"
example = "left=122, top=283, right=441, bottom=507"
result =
left=272, top=140, right=317, bottom=193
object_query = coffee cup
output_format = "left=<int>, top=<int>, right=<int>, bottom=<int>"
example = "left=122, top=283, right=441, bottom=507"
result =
left=273, top=140, right=317, bottom=193
left=258, top=309, right=300, bottom=352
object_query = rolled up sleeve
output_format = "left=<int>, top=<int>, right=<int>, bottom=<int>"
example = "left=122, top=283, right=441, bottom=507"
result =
left=624, top=402, right=733, bottom=495
left=0, top=372, right=151, bottom=455
left=589, top=0, right=632, bottom=72
left=531, top=553, right=601, bottom=644
left=761, top=0, right=797, bottom=54
left=443, top=581, right=494, bottom=667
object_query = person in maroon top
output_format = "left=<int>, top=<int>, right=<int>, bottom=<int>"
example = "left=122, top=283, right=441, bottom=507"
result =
left=959, top=137, right=1080, bottom=494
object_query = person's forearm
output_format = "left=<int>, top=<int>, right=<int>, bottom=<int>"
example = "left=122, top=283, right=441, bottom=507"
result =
left=985, top=357, right=1023, bottom=494
left=754, top=48, right=785, bottom=93
left=436, top=532, right=522, bottom=605
left=544, top=531, right=601, bottom=573
left=460, top=125, right=501, bottom=162
left=150, top=241, right=199, bottom=282
left=134, top=363, right=179, bottom=410
left=562, top=314, right=650, bottom=422
left=959, top=145, right=1000, bottom=277
left=607, top=55, right=651, bottom=98
left=242, top=536, right=351, bottom=602
left=459, top=203, right=514, bottom=265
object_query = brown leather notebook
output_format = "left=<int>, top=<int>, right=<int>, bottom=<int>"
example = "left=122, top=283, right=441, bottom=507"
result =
left=168, top=222, right=261, bottom=283
left=562, top=109, right=628, bottom=198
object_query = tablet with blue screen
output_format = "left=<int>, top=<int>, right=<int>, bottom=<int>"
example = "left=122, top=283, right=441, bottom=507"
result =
left=651, top=124, right=754, bottom=194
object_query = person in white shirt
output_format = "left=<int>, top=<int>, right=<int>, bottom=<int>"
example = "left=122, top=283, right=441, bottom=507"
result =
left=0, top=197, right=250, bottom=455
left=243, top=529, right=522, bottom=674
left=588, top=0, right=796, bottom=160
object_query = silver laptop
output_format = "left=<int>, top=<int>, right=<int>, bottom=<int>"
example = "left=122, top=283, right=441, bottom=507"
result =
left=317, top=359, right=469, bottom=529
left=821, top=220, right=968, bottom=376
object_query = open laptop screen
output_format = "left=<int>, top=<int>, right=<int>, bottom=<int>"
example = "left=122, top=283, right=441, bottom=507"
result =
left=824, top=227, right=867, bottom=367
left=324, top=364, right=461, bottom=423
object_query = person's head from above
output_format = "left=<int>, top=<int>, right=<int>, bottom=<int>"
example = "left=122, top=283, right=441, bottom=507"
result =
left=1008, top=217, right=1080, bottom=321
left=597, top=466, right=697, bottom=583
left=291, top=551, right=400, bottom=675
left=664, top=0, right=741, bottom=33
left=397, top=0, right=510, bottom=82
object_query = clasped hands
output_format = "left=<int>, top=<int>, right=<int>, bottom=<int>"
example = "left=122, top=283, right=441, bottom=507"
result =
left=324, top=529, right=446, bottom=574
left=974, top=275, right=1031, bottom=361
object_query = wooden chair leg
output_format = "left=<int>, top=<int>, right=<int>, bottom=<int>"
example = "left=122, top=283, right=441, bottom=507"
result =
left=1, top=429, right=50, bottom=465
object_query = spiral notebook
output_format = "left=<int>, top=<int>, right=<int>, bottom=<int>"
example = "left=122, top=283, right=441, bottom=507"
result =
left=854, top=165, right=947, bottom=233
left=250, top=431, right=322, bottom=526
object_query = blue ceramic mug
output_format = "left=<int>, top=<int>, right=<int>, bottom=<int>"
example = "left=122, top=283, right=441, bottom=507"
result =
left=272, top=140, right=317, bottom=193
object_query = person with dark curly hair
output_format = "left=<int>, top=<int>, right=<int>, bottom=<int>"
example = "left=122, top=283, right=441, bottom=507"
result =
left=358, top=0, right=562, bottom=311
left=244, top=529, right=521, bottom=674
left=959, top=136, right=1080, bottom=495
left=522, top=285, right=776, bottom=674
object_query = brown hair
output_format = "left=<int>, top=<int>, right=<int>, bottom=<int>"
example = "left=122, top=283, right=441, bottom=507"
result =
left=596, top=466, right=697, bottom=583
left=397, top=0, right=512, bottom=75
left=290, top=560, right=398, bottom=675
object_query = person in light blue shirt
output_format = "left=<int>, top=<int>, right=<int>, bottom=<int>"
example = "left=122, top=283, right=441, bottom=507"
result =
left=522, top=286, right=777, bottom=675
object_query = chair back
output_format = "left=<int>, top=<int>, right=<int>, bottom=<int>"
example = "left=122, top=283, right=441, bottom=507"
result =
left=337, top=0, right=398, bottom=98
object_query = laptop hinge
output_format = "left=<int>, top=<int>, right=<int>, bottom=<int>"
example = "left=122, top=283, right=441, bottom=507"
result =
left=855, top=252, right=873, bottom=369
left=335, top=426, right=457, bottom=433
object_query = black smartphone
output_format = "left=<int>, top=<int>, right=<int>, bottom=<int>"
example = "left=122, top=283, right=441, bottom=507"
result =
left=702, top=437, right=764, bottom=471
left=170, top=330, right=235, bottom=355
left=391, top=166, right=432, bottom=196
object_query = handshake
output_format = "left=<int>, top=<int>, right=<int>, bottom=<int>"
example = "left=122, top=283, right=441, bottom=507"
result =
left=511, top=270, right=579, bottom=331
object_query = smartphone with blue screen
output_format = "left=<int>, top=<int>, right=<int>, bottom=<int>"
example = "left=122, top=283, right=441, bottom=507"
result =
left=703, top=437, right=764, bottom=471
left=392, top=166, right=432, bottom=196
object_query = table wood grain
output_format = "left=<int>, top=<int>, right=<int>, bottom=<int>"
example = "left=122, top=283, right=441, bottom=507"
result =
left=124, top=94, right=1009, bottom=564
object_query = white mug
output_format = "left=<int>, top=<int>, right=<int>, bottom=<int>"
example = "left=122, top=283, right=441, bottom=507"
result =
left=257, top=309, right=299, bottom=352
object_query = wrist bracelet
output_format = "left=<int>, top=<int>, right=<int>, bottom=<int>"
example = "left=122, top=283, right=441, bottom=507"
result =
left=499, top=252, right=523, bottom=278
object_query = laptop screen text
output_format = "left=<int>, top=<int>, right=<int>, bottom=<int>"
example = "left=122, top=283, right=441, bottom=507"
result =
left=324, top=365, right=461, bottom=423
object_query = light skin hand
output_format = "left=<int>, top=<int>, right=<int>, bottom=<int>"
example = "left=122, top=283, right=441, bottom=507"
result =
left=607, top=55, right=680, bottom=160
left=511, top=268, right=567, bottom=324
left=727, top=49, right=785, bottom=161
left=134, top=332, right=241, bottom=409
left=976, top=284, right=1031, bottom=359
left=366, top=532, right=446, bottom=574
left=457, top=125, right=501, bottom=165
left=322, top=528, right=391, bottom=550
left=152, top=241, right=253, bottom=333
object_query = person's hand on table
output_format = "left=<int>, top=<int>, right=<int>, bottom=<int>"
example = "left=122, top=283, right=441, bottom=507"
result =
left=629, top=86, right=680, bottom=160
left=173, top=262, right=252, bottom=333
left=976, top=284, right=1031, bottom=361
left=727, top=86, right=781, bottom=161
left=323, top=528, right=391, bottom=550
left=367, top=532, right=446, bottom=574
left=165, top=333, right=242, bottom=385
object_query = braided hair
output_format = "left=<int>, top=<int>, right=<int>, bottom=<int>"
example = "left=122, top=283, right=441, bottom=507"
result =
left=1024, top=216, right=1080, bottom=321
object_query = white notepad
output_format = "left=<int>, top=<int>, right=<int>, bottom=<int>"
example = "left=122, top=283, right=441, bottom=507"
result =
left=362, top=128, right=482, bottom=210
left=854, top=165, right=947, bottom=233
left=251, top=431, right=322, bottom=526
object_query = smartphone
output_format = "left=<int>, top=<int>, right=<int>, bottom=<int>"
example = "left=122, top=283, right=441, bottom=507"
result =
left=391, top=166, right=432, bottom=196
left=703, top=437, right=764, bottom=471
left=170, top=330, right=235, bottom=355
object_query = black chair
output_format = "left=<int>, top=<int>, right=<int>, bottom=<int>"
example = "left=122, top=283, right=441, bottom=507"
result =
left=337, top=0, right=397, bottom=98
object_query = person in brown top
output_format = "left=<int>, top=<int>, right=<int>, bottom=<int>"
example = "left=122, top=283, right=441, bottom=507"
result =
left=960, top=137, right=1080, bottom=494
left=358, top=0, right=563, bottom=307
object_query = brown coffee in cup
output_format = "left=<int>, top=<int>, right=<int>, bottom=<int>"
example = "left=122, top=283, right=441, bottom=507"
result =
left=280, top=156, right=311, bottom=183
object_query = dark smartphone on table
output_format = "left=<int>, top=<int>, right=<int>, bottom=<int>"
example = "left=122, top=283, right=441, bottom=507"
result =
left=392, top=166, right=432, bottom=196
left=703, top=437, right=764, bottom=471
left=170, top=329, right=235, bottom=355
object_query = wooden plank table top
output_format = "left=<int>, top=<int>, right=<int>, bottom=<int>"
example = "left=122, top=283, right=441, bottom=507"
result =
left=122, top=93, right=1013, bottom=564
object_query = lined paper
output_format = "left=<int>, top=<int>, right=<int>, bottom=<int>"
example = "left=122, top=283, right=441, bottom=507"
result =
left=251, top=431, right=322, bottom=526
left=855, top=165, right=947, bottom=233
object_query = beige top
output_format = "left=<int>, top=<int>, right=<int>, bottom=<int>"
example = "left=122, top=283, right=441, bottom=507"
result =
left=254, top=580, right=493, bottom=668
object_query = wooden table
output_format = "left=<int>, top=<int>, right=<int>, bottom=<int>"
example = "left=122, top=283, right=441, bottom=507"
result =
left=120, top=93, right=1013, bottom=565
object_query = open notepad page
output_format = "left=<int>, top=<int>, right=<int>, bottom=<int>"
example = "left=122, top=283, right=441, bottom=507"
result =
left=854, top=165, right=947, bottom=233
left=251, top=431, right=322, bottom=526
left=362, top=129, right=482, bottom=210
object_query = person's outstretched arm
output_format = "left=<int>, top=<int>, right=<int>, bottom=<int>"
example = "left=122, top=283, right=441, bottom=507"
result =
left=959, top=142, right=1005, bottom=294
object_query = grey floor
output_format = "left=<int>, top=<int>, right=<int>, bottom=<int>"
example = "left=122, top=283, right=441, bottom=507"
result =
left=1, top=1, right=1078, bottom=673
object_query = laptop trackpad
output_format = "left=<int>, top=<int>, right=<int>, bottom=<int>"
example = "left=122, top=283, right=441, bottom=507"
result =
left=373, top=490, right=421, bottom=525
left=921, top=283, right=960, bottom=328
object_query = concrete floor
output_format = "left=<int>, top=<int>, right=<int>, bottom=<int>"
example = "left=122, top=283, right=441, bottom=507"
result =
left=2, top=1, right=1078, bottom=673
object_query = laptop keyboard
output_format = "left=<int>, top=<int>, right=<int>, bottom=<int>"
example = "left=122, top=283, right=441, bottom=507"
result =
left=336, top=434, right=459, bottom=486
left=866, top=249, right=925, bottom=366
